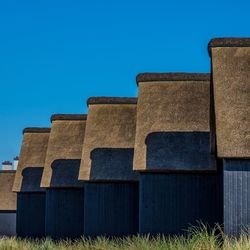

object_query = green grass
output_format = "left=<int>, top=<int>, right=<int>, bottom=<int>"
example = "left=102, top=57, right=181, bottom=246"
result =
left=0, top=225, right=250, bottom=250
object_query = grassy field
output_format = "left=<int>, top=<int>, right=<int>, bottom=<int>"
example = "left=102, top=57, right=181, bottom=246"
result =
left=0, top=225, right=250, bottom=250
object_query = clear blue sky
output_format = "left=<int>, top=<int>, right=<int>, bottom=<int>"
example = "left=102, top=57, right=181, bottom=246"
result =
left=0, top=0, right=249, bottom=164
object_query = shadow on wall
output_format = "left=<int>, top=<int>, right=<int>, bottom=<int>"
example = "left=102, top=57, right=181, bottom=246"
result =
left=90, top=148, right=139, bottom=181
left=145, top=132, right=215, bottom=170
left=21, top=167, right=44, bottom=192
left=50, top=159, right=84, bottom=187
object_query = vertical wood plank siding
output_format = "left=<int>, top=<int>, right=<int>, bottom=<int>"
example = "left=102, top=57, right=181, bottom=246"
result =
left=139, top=172, right=223, bottom=235
left=45, top=188, right=84, bottom=239
left=224, top=159, right=250, bottom=236
left=84, top=182, right=139, bottom=237
left=0, top=213, right=16, bottom=236
left=16, top=192, right=46, bottom=238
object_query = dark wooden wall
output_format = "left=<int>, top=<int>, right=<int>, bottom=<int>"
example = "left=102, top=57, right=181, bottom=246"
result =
left=45, top=188, right=84, bottom=239
left=84, top=182, right=139, bottom=237
left=224, top=159, right=250, bottom=236
left=139, top=172, right=223, bottom=236
left=0, top=212, right=16, bottom=236
left=16, top=192, right=46, bottom=238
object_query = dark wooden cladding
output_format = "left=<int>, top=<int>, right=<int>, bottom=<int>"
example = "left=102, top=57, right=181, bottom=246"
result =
left=0, top=213, right=16, bottom=236
left=136, top=72, right=210, bottom=85
left=45, top=188, right=84, bottom=239
left=223, top=159, right=250, bottom=237
left=50, top=114, right=87, bottom=122
left=16, top=192, right=46, bottom=238
left=84, top=182, right=139, bottom=237
left=139, top=172, right=223, bottom=235
left=87, top=97, right=137, bottom=106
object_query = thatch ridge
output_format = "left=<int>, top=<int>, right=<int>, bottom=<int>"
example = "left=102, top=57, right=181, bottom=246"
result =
left=209, top=38, right=250, bottom=48
left=23, top=128, right=51, bottom=134
left=87, top=97, right=137, bottom=106
left=136, top=73, right=210, bottom=85
left=50, top=114, right=87, bottom=122
left=208, top=38, right=250, bottom=55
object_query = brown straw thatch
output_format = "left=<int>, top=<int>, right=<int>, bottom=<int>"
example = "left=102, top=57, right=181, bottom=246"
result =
left=79, top=97, right=138, bottom=181
left=12, top=128, right=50, bottom=192
left=0, top=171, right=16, bottom=211
left=209, top=38, right=250, bottom=158
left=133, top=73, right=211, bottom=171
left=41, top=114, right=87, bottom=187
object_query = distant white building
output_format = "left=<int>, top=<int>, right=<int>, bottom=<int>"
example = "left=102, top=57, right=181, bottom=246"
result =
left=13, top=156, right=19, bottom=170
left=2, top=161, right=12, bottom=171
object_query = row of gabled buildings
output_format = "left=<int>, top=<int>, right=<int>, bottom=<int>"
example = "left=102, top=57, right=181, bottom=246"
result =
left=0, top=37, right=249, bottom=239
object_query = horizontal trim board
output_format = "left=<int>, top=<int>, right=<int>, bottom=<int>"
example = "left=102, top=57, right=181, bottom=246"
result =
left=0, top=210, right=16, bottom=213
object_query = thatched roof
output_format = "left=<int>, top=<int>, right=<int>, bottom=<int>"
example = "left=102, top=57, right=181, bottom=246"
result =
left=79, top=97, right=139, bottom=182
left=133, top=73, right=211, bottom=171
left=41, top=115, right=87, bottom=188
left=0, top=171, right=16, bottom=211
left=210, top=40, right=250, bottom=158
left=12, top=128, right=50, bottom=192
